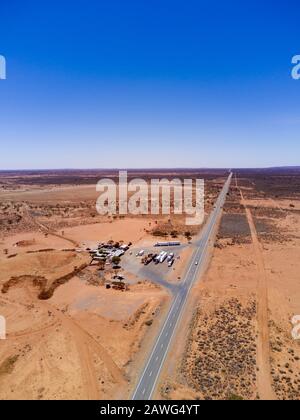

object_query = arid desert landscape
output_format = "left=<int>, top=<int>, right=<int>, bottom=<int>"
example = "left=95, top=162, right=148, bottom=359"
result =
left=157, top=169, right=300, bottom=400
left=0, top=168, right=300, bottom=400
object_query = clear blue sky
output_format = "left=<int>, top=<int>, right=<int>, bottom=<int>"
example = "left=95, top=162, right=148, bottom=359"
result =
left=0, top=0, right=299, bottom=169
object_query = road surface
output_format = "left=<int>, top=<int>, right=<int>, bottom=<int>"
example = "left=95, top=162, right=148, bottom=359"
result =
left=132, top=172, right=232, bottom=400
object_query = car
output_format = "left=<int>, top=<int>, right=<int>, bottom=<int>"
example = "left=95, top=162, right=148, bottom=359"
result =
left=195, top=261, right=198, bottom=265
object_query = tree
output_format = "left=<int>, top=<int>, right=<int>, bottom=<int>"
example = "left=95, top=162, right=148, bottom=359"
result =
left=111, top=256, right=121, bottom=265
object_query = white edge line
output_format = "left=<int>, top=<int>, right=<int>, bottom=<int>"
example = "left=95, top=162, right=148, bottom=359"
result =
left=147, top=175, right=232, bottom=399
left=132, top=174, right=232, bottom=400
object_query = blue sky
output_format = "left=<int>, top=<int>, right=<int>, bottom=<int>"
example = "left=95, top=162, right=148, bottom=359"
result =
left=0, top=0, right=299, bottom=169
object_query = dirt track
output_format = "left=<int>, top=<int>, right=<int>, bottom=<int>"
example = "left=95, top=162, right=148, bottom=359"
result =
left=5, top=286, right=126, bottom=400
left=238, top=181, right=275, bottom=400
left=50, top=306, right=126, bottom=399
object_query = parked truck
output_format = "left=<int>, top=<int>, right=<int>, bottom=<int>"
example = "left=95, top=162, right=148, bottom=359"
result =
left=168, top=259, right=174, bottom=267
left=154, top=241, right=181, bottom=247
left=154, top=251, right=164, bottom=264
left=167, top=252, right=174, bottom=262
left=159, top=251, right=168, bottom=263
left=142, top=253, right=153, bottom=265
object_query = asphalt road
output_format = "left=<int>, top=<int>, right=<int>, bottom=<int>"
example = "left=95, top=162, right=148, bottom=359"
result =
left=132, top=172, right=232, bottom=400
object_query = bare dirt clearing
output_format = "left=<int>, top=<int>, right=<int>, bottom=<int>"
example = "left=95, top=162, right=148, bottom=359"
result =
left=0, top=266, right=169, bottom=399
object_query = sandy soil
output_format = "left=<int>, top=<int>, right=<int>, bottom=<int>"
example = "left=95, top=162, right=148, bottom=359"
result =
left=0, top=173, right=207, bottom=400
left=239, top=188, right=275, bottom=399
left=2, top=172, right=299, bottom=400
left=0, top=231, right=73, bottom=256
left=63, top=218, right=150, bottom=246
left=0, top=251, right=89, bottom=289
left=0, top=212, right=170, bottom=399
left=0, top=185, right=98, bottom=203
left=157, top=182, right=300, bottom=400
left=0, top=262, right=169, bottom=399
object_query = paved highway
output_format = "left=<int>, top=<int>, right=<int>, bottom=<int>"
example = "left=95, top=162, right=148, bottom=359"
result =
left=132, top=172, right=232, bottom=400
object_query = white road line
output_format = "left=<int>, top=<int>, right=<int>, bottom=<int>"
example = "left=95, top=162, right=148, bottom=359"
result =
left=131, top=293, right=181, bottom=399
left=147, top=174, right=232, bottom=399
left=132, top=174, right=232, bottom=400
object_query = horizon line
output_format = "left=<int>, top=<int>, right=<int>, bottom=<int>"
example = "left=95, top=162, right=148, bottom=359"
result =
left=0, top=165, right=300, bottom=172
